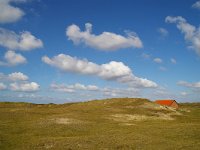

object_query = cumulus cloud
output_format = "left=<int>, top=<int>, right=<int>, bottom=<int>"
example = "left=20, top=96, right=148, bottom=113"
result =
left=51, top=83, right=99, bottom=93
left=0, top=72, right=28, bottom=81
left=192, top=1, right=200, bottom=9
left=0, top=50, right=27, bottom=66
left=153, top=58, right=162, bottom=63
left=8, top=72, right=28, bottom=81
left=0, top=0, right=26, bottom=24
left=0, top=82, right=7, bottom=90
left=66, top=23, right=143, bottom=51
left=158, top=27, right=168, bottom=37
left=42, top=54, right=157, bottom=88
left=0, top=28, right=43, bottom=51
left=165, top=16, right=200, bottom=56
left=170, top=58, right=177, bottom=64
left=9, top=82, right=40, bottom=92
left=165, top=16, right=186, bottom=23
left=177, top=81, right=200, bottom=88
left=0, top=72, right=40, bottom=92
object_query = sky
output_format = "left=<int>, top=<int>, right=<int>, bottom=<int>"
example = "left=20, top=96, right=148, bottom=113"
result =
left=0, top=0, right=200, bottom=103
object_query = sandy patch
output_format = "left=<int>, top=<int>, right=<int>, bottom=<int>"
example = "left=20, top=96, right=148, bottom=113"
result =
left=109, top=113, right=176, bottom=122
left=124, top=102, right=179, bottom=112
left=141, top=102, right=176, bottom=111
left=155, top=113, right=175, bottom=120
left=121, top=123, right=136, bottom=126
left=52, top=118, right=83, bottom=125
left=179, top=108, right=191, bottom=113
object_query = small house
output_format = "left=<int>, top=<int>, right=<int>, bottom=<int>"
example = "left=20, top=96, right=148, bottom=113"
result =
left=155, top=100, right=179, bottom=109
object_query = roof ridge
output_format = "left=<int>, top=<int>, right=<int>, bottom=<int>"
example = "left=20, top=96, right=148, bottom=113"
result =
left=169, top=100, right=175, bottom=106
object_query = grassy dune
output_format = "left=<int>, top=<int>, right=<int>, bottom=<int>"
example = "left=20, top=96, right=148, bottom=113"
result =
left=0, top=98, right=199, bottom=149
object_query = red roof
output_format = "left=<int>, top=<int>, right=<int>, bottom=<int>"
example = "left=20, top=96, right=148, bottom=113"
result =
left=155, top=100, right=176, bottom=106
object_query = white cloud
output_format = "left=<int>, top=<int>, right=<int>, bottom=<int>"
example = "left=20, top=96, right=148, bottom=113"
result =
left=158, top=28, right=168, bottom=36
left=0, top=50, right=27, bottom=66
left=0, top=28, right=43, bottom=51
left=50, top=82, right=141, bottom=98
left=51, top=84, right=75, bottom=93
left=0, top=0, right=26, bottom=24
left=73, top=83, right=99, bottom=91
left=165, top=16, right=200, bottom=56
left=153, top=58, right=162, bottom=63
left=0, top=82, right=7, bottom=90
left=87, top=85, right=99, bottom=91
left=192, top=1, right=200, bottom=10
left=165, top=16, right=186, bottom=23
left=42, top=54, right=157, bottom=88
left=73, top=83, right=86, bottom=90
left=0, top=72, right=28, bottom=81
left=8, top=72, right=28, bottom=81
left=9, top=82, right=40, bottom=92
left=177, top=81, right=200, bottom=88
left=99, top=61, right=132, bottom=81
left=170, top=58, right=177, bottom=64
left=50, top=83, right=99, bottom=93
left=0, top=72, right=40, bottom=92
left=66, top=23, right=143, bottom=51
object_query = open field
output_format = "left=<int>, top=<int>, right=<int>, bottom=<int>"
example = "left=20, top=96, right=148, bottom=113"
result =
left=0, top=98, right=199, bottom=150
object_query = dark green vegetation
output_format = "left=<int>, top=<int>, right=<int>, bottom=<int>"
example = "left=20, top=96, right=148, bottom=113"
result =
left=0, top=98, right=199, bottom=150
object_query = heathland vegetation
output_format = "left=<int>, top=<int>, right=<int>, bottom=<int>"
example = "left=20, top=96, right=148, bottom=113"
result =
left=0, top=98, right=199, bottom=149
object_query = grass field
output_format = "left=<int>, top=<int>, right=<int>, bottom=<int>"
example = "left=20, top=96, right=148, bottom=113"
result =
left=0, top=98, right=199, bottom=150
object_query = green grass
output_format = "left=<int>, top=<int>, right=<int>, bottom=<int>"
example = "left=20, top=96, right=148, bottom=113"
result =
left=0, top=98, right=199, bottom=149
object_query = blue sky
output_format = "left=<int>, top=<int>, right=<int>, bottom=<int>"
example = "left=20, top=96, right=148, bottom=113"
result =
left=0, top=0, right=200, bottom=103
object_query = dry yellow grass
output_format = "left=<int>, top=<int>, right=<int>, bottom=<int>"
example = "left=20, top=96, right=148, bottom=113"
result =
left=0, top=98, right=199, bottom=149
